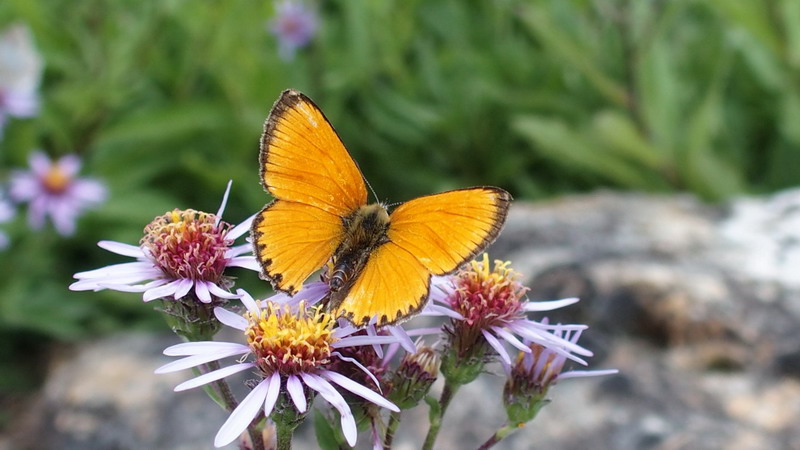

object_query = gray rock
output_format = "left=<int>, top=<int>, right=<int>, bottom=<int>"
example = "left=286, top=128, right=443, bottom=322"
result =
left=5, top=190, right=800, bottom=449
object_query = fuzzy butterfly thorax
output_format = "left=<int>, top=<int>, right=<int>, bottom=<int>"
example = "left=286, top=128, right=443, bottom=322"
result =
left=328, top=203, right=390, bottom=293
left=252, top=89, right=511, bottom=326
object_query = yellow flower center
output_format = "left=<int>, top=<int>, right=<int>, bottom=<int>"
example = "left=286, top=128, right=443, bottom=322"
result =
left=42, top=167, right=71, bottom=193
left=246, top=301, right=337, bottom=375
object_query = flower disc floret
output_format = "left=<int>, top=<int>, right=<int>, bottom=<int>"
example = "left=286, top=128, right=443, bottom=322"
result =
left=246, top=301, right=337, bottom=375
left=141, top=209, right=232, bottom=283
left=449, top=254, right=528, bottom=327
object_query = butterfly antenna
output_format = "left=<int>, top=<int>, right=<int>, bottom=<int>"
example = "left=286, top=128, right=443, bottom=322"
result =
left=363, top=176, right=381, bottom=204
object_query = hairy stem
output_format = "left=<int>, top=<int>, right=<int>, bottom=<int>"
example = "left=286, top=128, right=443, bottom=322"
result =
left=477, top=424, right=518, bottom=450
left=422, top=381, right=459, bottom=450
left=383, top=411, right=402, bottom=450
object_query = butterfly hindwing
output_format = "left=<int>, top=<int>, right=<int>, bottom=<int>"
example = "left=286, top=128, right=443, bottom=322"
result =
left=334, top=241, right=431, bottom=326
left=387, top=187, right=511, bottom=275
left=260, top=89, right=368, bottom=216
left=252, top=200, right=343, bottom=294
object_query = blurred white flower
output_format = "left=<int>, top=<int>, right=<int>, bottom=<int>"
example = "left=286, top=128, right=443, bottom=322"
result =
left=0, top=24, right=43, bottom=136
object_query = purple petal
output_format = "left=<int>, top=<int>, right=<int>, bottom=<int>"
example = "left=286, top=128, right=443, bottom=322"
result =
left=264, top=372, right=281, bottom=416
left=300, top=373, right=357, bottom=446
left=523, top=297, right=580, bottom=312
left=72, top=261, right=156, bottom=279
left=215, top=180, right=233, bottom=225
left=226, top=256, right=261, bottom=272
left=214, top=379, right=271, bottom=448
left=143, top=279, right=183, bottom=302
left=237, top=289, right=260, bottom=316
left=164, top=341, right=251, bottom=356
left=387, top=325, right=416, bottom=354
left=420, top=304, right=463, bottom=320
left=227, top=213, right=256, bottom=240
left=173, top=278, right=194, bottom=299
left=491, top=326, right=530, bottom=353
left=482, top=329, right=511, bottom=365
left=214, top=307, right=248, bottom=331
left=206, top=282, right=239, bottom=299
left=286, top=375, right=307, bottom=413
left=333, top=335, right=400, bottom=348
left=558, top=369, right=619, bottom=380
left=57, top=154, right=82, bottom=178
left=28, top=151, right=51, bottom=176
left=331, top=352, right=382, bottom=393
left=175, top=362, right=256, bottom=392
left=322, top=370, right=399, bottom=412
left=97, top=240, right=143, bottom=258
left=155, top=347, right=251, bottom=374
left=195, top=281, right=212, bottom=303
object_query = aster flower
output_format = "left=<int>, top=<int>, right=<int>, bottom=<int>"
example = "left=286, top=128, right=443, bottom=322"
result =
left=0, top=24, right=42, bottom=136
left=494, top=327, right=617, bottom=445
left=268, top=0, right=318, bottom=60
left=70, top=181, right=258, bottom=303
left=9, top=151, right=106, bottom=236
left=433, top=254, right=593, bottom=376
left=156, top=290, right=400, bottom=448
left=0, top=188, right=15, bottom=249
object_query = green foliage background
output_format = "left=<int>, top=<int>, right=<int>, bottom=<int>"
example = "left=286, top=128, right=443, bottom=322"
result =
left=0, top=0, right=798, bottom=396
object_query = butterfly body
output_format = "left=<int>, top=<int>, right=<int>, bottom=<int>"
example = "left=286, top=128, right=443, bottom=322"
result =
left=328, top=203, right=390, bottom=293
left=253, top=89, right=511, bottom=327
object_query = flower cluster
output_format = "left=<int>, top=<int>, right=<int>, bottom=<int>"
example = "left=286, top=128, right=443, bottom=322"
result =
left=71, top=193, right=615, bottom=449
left=268, top=0, right=318, bottom=60
left=0, top=24, right=42, bottom=138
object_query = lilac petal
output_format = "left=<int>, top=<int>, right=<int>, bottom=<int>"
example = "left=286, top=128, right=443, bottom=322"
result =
left=164, top=341, right=251, bottom=356
left=173, top=278, right=194, bottom=299
left=175, top=362, right=256, bottom=392
left=143, top=279, right=184, bottom=302
left=301, top=373, right=357, bottom=446
left=98, top=278, right=167, bottom=293
left=333, top=335, right=400, bottom=347
left=297, top=281, right=329, bottom=305
left=421, top=304, right=463, bottom=320
left=206, top=282, right=239, bottom=299
left=332, top=323, right=359, bottom=339
left=227, top=213, right=256, bottom=240
left=57, top=154, right=82, bottom=178
left=509, top=321, right=593, bottom=357
left=226, top=243, right=253, bottom=257
left=558, top=369, right=619, bottom=380
left=155, top=347, right=252, bottom=374
left=286, top=375, right=307, bottom=413
left=73, top=261, right=157, bottom=279
left=491, top=326, right=530, bottom=353
left=263, top=372, right=281, bottom=417
left=214, top=307, right=248, bottom=331
left=29, top=151, right=51, bottom=176
left=214, top=379, right=271, bottom=448
left=215, top=180, right=233, bottom=226
left=195, top=281, right=212, bottom=303
left=331, top=352, right=382, bottom=393
left=387, top=325, right=416, bottom=354
left=403, top=327, right=443, bottom=337
left=227, top=256, right=261, bottom=272
left=97, top=240, right=144, bottom=257
left=523, top=297, right=579, bottom=312
left=365, top=325, right=384, bottom=358
left=322, top=370, right=399, bottom=412
left=237, top=289, right=260, bottom=316
left=482, top=329, right=511, bottom=365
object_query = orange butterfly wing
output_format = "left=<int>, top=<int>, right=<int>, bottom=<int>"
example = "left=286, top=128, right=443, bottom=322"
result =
left=252, top=90, right=368, bottom=293
left=335, top=187, right=511, bottom=326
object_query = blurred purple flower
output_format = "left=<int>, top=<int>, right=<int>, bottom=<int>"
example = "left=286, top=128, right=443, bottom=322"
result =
left=269, top=0, right=318, bottom=60
left=0, top=188, right=14, bottom=249
left=10, top=151, right=106, bottom=236
left=0, top=24, right=42, bottom=137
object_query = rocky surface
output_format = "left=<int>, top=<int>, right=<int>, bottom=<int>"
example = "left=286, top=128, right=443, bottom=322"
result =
left=4, top=189, right=800, bottom=449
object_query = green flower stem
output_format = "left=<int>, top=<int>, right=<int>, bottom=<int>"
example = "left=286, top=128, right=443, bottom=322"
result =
left=383, top=410, right=402, bottom=450
left=422, top=381, right=460, bottom=450
left=276, top=418, right=293, bottom=450
left=477, top=423, right=519, bottom=450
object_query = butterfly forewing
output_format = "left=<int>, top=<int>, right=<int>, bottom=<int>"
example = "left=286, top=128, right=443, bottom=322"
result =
left=260, top=90, right=368, bottom=215
left=253, top=90, right=368, bottom=293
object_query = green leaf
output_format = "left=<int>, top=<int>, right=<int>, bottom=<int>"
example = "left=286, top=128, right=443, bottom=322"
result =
left=313, top=409, right=339, bottom=450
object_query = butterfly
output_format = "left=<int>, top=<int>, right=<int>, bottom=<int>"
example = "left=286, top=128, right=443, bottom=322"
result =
left=251, top=89, right=511, bottom=327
